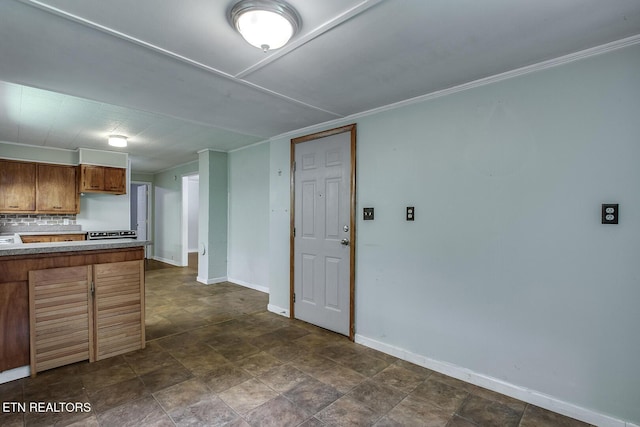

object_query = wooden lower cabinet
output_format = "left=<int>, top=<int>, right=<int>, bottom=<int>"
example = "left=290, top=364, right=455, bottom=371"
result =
left=52, top=234, right=86, bottom=242
left=29, top=266, right=94, bottom=375
left=0, top=247, right=144, bottom=373
left=21, top=234, right=86, bottom=243
left=0, top=281, right=29, bottom=372
left=20, top=236, right=53, bottom=244
left=28, top=259, right=145, bottom=376
left=94, top=260, right=145, bottom=361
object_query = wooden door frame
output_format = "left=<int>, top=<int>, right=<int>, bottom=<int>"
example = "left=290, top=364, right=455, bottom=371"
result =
left=290, top=123, right=357, bottom=340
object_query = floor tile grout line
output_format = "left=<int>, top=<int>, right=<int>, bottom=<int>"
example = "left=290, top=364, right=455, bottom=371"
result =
left=149, top=392, right=178, bottom=427
left=4, top=264, right=591, bottom=427
left=518, top=403, right=532, bottom=427
left=454, top=393, right=477, bottom=425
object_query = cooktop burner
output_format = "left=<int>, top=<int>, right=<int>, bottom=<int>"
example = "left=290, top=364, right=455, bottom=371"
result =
left=87, top=230, right=137, bottom=240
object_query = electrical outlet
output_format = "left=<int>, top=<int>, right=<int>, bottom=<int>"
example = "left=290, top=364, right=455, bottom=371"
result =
left=602, top=204, right=618, bottom=224
left=363, top=207, right=374, bottom=220
left=406, top=206, right=415, bottom=221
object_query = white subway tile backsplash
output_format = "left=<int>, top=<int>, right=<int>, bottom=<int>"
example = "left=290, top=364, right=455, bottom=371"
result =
left=0, top=214, right=77, bottom=228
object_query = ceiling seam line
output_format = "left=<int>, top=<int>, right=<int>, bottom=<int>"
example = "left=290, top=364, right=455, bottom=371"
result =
left=89, top=104, right=266, bottom=141
left=22, top=0, right=344, bottom=118
left=233, top=0, right=387, bottom=79
left=9, top=77, right=268, bottom=139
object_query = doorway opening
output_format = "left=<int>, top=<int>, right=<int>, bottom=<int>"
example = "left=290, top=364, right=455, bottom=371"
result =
left=130, top=182, right=151, bottom=258
left=182, top=174, right=199, bottom=269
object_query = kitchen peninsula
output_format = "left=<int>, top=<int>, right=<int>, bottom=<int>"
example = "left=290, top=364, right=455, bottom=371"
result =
left=0, top=238, right=147, bottom=379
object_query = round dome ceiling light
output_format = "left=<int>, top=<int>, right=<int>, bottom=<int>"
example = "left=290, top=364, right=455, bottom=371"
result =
left=229, top=0, right=301, bottom=52
left=108, top=135, right=128, bottom=148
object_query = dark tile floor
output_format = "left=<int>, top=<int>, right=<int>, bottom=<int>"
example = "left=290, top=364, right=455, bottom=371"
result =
left=0, top=259, right=594, bottom=426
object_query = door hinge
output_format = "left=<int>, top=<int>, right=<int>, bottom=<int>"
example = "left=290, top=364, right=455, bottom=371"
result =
left=293, top=293, right=296, bottom=303
left=293, top=161, right=296, bottom=172
left=293, top=227, right=296, bottom=237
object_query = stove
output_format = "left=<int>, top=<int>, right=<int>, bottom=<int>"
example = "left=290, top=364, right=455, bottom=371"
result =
left=87, top=230, right=137, bottom=240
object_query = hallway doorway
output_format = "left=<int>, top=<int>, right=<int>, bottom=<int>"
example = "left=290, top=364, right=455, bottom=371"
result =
left=181, top=174, right=199, bottom=267
left=130, top=181, right=151, bottom=258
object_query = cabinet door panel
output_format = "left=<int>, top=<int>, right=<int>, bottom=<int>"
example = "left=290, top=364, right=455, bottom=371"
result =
left=80, top=165, right=104, bottom=191
left=20, top=236, right=53, bottom=243
left=0, top=160, right=36, bottom=212
left=50, top=234, right=86, bottom=242
left=104, top=167, right=126, bottom=194
left=36, top=164, right=78, bottom=213
left=29, top=266, right=93, bottom=375
left=94, top=260, right=144, bottom=360
left=0, top=281, right=30, bottom=371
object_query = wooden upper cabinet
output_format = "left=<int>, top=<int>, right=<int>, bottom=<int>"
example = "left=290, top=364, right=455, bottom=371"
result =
left=80, top=165, right=126, bottom=195
left=80, top=165, right=103, bottom=191
left=0, top=160, right=36, bottom=212
left=36, top=164, right=79, bottom=214
left=0, top=160, right=79, bottom=214
left=104, top=167, right=126, bottom=194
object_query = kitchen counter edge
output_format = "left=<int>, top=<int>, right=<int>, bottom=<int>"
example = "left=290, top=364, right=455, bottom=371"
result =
left=0, top=239, right=150, bottom=256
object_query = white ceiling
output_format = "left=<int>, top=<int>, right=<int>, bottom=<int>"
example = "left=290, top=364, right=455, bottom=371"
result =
left=0, top=0, right=639, bottom=173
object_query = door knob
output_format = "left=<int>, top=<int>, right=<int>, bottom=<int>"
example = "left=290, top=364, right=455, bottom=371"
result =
left=340, top=239, right=350, bottom=246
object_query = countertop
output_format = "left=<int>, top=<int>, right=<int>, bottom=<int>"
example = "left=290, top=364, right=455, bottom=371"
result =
left=0, top=239, right=149, bottom=256
left=12, top=231, right=87, bottom=236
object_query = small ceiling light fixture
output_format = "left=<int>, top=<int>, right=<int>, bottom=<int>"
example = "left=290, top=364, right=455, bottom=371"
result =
left=108, top=135, right=128, bottom=148
left=229, top=0, right=301, bottom=52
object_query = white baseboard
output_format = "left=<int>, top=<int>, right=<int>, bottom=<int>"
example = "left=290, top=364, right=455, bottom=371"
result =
left=152, top=256, right=183, bottom=267
left=0, top=365, right=30, bottom=384
left=228, top=277, right=269, bottom=294
left=196, top=276, right=227, bottom=285
left=267, top=304, right=290, bottom=317
left=355, top=334, right=634, bottom=427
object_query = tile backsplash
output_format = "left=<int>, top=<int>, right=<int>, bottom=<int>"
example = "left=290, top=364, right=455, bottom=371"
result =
left=0, top=214, right=77, bottom=228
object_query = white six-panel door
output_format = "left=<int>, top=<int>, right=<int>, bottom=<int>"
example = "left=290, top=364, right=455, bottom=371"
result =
left=293, top=126, right=355, bottom=336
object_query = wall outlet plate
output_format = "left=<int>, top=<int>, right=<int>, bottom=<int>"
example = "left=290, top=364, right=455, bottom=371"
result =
left=602, top=203, right=618, bottom=224
left=363, top=207, right=374, bottom=220
left=406, top=206, right=415, bottom=221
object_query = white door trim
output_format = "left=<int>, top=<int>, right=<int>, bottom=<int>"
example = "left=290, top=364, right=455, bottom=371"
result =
left=181, top=173, right=199, bottom=267
left=131, top=181, right=152, bottom=258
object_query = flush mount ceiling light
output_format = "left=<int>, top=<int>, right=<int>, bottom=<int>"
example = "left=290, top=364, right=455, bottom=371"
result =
left=229, top=0, right=301, bottom=52
left=108, top=135, right=127, bottom=148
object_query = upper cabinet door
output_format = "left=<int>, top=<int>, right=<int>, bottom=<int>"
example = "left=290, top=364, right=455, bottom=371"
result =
left=80, top=165, right=104, bottom=191
left=36, top=164, right=79, bottom=213
left=0, top=160, right=36, bottom=212
left=103, top=167, right=126, bottom=194
left=80, top=165, right=126, bottom=195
